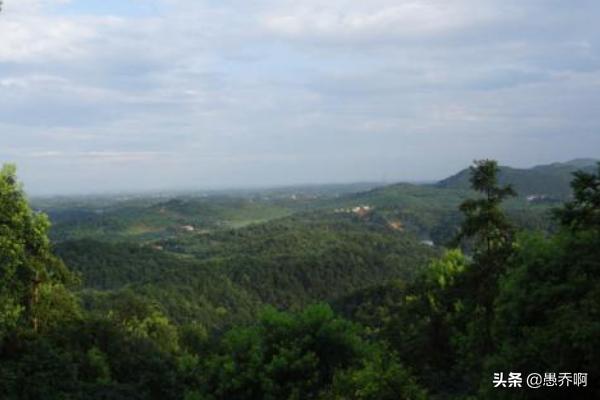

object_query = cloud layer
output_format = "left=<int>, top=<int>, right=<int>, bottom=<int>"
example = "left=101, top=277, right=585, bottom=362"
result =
left=1, top=0, right=599, bottom=194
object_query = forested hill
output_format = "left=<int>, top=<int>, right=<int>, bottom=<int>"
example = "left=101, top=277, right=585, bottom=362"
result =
left=3, top=161, right=599, bottom=399
left=55, top=213, right=439, bottom=329
left=437, top=158, right=598, bottom=198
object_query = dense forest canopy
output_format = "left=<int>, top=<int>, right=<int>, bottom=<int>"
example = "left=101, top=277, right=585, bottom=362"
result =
left=1, top=160, right=598, bottom=399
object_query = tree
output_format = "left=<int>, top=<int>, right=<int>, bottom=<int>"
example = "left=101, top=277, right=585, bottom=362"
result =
left=455, top=160, right=516, bottom=261
left=554, top=162, right=600, bottom=231
left=200, top=304, right=424, bottom=399
left=453, top=160, right=516, bottom=307
left=479, top=165, right=600, bottom=399
left=445, top=160, right=517, bottom=389
left=329, top=350, right=427, bottom=400
left=382, top=250, right=470, bottom=395
left=0, top=164, right=75, bottom=337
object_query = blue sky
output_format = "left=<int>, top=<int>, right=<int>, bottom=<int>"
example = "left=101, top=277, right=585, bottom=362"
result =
left=1, top=0, right=600, bottom=195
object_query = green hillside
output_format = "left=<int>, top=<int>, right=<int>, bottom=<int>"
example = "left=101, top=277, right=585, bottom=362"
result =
left=44, top=197, right=298, bottom=242
left=56, top=212, right=438, bottom=330
left=3, top=161, right=599, bottom=399
left=323, top=183, right=554, bottom=245
left=437, top=158, right=598, bottom=199
left=42, top=174, right=559, bottom=252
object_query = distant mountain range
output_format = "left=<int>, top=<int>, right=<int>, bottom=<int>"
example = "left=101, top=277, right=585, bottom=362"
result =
left=437, top=158, right=599, bottom=199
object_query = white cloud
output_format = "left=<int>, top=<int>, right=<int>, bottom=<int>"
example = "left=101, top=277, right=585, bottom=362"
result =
left=1, top=0, right=600, bottom=193
left=261, top=0, right=499, bottom=43
left=2, top=0, right=70, bottom=15
left=24, top=150, right=170, bottom=162
left=0, top=0, right=99, bottom=62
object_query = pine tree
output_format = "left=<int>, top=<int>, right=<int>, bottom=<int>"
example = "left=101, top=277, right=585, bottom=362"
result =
left=452, top=160, right=516, bottom=379
left=455, top=159, right=516, bottom=277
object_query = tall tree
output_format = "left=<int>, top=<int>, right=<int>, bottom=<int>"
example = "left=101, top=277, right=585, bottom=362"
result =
left=450, top=160, right=516, bottom=385
left=455, top=160, right=516, bottom=263
left=0, top=164, right=75, bottom=337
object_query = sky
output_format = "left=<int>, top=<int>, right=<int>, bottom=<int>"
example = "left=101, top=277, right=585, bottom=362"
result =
left=1, top=0, right=600, bottom=195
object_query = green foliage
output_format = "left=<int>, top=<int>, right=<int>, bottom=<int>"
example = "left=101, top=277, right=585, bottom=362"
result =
left=199, top=304, right=424, bottom=400
left=383, top=251, right=470, bottom=395
left=425, top=249, right=467, bottom=291
left=0, top=164, right=76, bottom=336
left=205, top=214, right=437, bottom=308
left=55, top=239, right=206, bottom=290
left=330, top=351, right=427, bottom=400
left=85, top=346, right=112, bottom=384
left=554, top=162, right=600, bottom=231
left=34, top=282, right=82, bottom=332
left=337, top=250, right=471, bottom=396
left=60, top=241, right=261, bottom=329
left=105, top=291, right=181, bottom=354
left=455, top=159, right=516, bottom=257
left=335, top=162, right=600, bottom=399
left=0, top=295, right=22, bottom=342
left=58, top=214, right=437, bottom=329
left=39, top=171, right=557, bottom=251
left=0, top=336, right=82, bottom=399
left=3, top=161, right=598, bottom=399
left=44, top=196, right=297, bottom=243
left=201, top=304, right=362, bottom=399
left=478, top=230, right=600, bottom=398
left=178, top=322, right=209, bottom=355
left=479, top=168, right=600, bottom=399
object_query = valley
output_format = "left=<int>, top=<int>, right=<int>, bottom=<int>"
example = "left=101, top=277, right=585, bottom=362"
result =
left=36, top=160, right=591, bottom=330
left=2, top=159, right=598, bottom=399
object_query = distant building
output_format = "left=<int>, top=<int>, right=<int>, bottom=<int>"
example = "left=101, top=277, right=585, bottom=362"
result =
left=388, top=221, right=403, bottom=231
left=181, top=225, right=195, bottom=232
left=334, top=205, right=373, bottom=216
left=353, top=205, right=372, bottom=217
left=420, top=240, right=435, bottom=247
left=526, top=194, right=550, bottom=202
